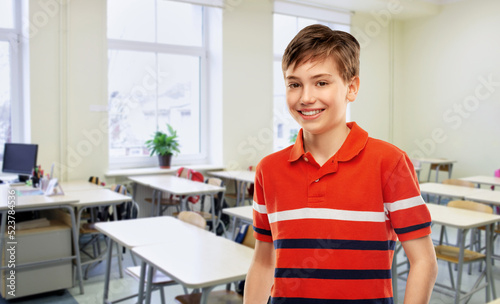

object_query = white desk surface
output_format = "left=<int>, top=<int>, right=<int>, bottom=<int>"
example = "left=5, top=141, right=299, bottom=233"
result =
left=132, top=231, right=254, bottom=289
left=68, top=188, right=131, bottom=208
left=0, top=185, right=79, bottom=210
left=419, top=182, right=481, bottom=199
left=60, top=180, right=103, bottom=192
left=222, top=206, right=253, bottom=222
left=414, top=158, right=456, bottom=164
left=209, top=170, right=256, bottom=184
left=95, top=216, right=213, bottom=249
left=427, top=203, right=500, bottom=229
left=465, top=190, right=500, bottom=206
left=460, top=176, right=500, bottom=187
left=128, top=174, right=225, bottom=196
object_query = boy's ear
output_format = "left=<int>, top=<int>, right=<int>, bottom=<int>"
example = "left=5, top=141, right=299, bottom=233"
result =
left=346, top=76, right=360, bottom=102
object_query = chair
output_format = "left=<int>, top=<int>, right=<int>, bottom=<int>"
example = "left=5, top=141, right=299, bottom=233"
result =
left=442, top=179, right=475, bottom=188
left=196, top=177, right=228, bottom=236
left=173, top=224, right=255, bottom=304
left=434, top=200, right=491, bottom=294
left=427, top=160, right=453, bottom=182
left=225, top=166, right=254, bottom=207
left=145, top=167, right=204, bottom=216
left=79, top=183, right=134, bottom=279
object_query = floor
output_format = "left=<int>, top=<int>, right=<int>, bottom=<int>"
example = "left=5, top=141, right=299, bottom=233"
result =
left=2, top=212, right=500, bottom=303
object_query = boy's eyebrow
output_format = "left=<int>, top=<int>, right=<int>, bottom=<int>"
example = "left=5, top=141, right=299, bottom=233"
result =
left=285, top=73, right=333, bottom=81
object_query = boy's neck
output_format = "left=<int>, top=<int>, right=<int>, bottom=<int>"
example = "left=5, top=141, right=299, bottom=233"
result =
left=302, top=124, right=351, bottom=166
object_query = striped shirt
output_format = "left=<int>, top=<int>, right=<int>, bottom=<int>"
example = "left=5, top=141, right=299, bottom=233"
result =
left=253, top=122, right=431, bottom=304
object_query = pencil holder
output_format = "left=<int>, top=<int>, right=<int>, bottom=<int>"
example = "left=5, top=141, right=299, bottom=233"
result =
left=31, top=177, right=40, bottom=188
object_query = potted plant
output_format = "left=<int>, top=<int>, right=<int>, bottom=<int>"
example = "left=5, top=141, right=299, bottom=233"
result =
left=145, top=124, right=180, bottom=168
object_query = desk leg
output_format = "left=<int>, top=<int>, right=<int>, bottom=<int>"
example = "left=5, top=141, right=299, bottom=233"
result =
left=486, top=224, right=495, bottom=301
left=200, top=286, right=216, bottom=304
left=210, top=194, right=216, bottom=233
left=145, top=264, right=155, bottom=304
left=112, top=205, right=124, bottom=278
left=137, top=260, right=147, bottom=304
left=454, top=229, right=467, bottom=304
left=103, top=238, right=114, bottom=304
left=65, top=206, right=84, bottom=294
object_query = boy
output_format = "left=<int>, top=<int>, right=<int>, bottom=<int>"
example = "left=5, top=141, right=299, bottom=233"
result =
left=244, top=24, right=438, bottom=303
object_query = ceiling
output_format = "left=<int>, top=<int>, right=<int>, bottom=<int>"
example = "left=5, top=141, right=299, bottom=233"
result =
left=294, top=0, right=467, bottom=19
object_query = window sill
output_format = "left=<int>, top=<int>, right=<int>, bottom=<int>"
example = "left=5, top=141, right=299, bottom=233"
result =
left=105, top=164, right=225, bottom=178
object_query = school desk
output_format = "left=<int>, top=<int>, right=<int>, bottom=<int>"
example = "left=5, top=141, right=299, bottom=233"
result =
left=128, top=175, right=225, bottom=231
left=419, top=182, right=482, bottom=203
left=131, top=221, right=254, bottom=304
left=0, top=184, right=85, bottom=295
left=95, top=216, right=251, bottom=304
left=460, top=176, right=500, bottom=188
left=60, top=180, right=103, bottom=192
left=209, top=170, right=255, bottom=207
left=414, top=158, right=456, bottom=182
left=427, top=203, right=500, bottom=303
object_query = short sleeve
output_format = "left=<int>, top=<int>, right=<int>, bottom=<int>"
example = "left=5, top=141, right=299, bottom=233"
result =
left=252, top=163, right=273, bottom=243
left=383, top=153, right=432, bottom=242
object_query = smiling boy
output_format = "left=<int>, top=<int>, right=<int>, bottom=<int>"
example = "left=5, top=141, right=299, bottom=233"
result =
left=244, top=25, right=437, bottom=304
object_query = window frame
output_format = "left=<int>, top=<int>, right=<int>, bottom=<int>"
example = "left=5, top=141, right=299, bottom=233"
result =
left=0, top=0, right=25, bottom=159
left=107, top=2, right=211, bottom=169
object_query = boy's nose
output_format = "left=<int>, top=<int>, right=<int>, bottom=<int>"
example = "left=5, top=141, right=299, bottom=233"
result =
left=300, top=86, right=316, bottom=104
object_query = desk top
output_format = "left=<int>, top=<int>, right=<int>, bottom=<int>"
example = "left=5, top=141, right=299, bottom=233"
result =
left=132, top=231, right=254, bottom=289
left=427, top=203, right=500, bottom=229
left=128, top=175, right=225, bottom=196
left=460, top=176, right=500, bottom=187
left=68, top=188, right=131, bottom=207
left=60, top=180, right=103, bottom=192
left=465, top=190, right=500, bottom=206
left=419, top=182, right=481, bottom=199
left=209, top=171, right=256, bottom=184
left=222, top=206, right=253, bottom=222
left=0, top=185, right=79, bottom=210
left=413, top=158, right=456, bottom=164
left=95, top=216, right=213, bottom=249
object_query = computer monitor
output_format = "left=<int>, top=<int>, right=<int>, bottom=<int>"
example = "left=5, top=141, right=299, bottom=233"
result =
left=2, top=143, right=38, bottom=182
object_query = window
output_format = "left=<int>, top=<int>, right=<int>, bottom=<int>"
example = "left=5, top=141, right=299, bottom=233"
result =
left=0, top=0, right=23, bottom=159
left=273, top=2, right=351, bottom=151
left=107, top=0, right=220, bottom=169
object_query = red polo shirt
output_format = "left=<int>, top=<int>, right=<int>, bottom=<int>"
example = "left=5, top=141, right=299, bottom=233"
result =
left=253, top=122, right=431, bottom=303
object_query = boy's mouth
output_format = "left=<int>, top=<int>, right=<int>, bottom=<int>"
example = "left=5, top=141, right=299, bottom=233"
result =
left=299, top=109, right=324, bottom=116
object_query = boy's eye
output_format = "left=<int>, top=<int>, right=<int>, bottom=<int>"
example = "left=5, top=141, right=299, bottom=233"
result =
left=317, top=81, right=328, bottom=87
left=288, top=83, right=300, bottom=89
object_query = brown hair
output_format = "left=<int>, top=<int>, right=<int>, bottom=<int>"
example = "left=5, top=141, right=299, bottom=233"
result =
left=282, top=24, right=360, bottom=84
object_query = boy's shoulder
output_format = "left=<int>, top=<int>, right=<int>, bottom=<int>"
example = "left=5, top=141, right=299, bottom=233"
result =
left=256, top=145, right=294, bottom=171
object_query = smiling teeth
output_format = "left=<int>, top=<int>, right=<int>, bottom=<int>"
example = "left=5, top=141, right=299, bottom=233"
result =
left=301, top=110, right=322, bottom=116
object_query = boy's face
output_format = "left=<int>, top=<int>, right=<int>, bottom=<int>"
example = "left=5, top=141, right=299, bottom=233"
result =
left=284, top=57, right=358, bottom=137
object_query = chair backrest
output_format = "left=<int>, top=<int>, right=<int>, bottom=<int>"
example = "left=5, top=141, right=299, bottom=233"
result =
left=443, top=179, right=475, bottom=188
left=174, top=167, right=204, bottom=204
left=177, top=211, right=206, bottom=229
left=495, top=169, right=500, bottom=178
left=242, top=225, right=256, bottom=249
left=447, top=200, right=493, bottom=214
left=430, top=163, right=450, bottom=172
left=89, top=176, right=100, bottom=185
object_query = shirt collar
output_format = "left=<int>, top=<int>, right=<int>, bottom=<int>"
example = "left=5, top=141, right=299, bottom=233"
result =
left=288, top=122, right=368, bottom=163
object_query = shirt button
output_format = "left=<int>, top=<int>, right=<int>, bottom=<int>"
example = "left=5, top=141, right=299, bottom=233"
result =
left=304, top=157, right=309, bottom=162
left=315, top=179, right=320, bottom=182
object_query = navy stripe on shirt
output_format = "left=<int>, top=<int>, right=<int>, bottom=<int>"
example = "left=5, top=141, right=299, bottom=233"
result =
left=271, top=297, right=394, bottom=304
left=394, top=222, right=431, bottom=235
left=253, top=225, right=272, bottom=236
left=274, top=239, right=396, bottom=251
left=275, top=268, right=392, bottom=280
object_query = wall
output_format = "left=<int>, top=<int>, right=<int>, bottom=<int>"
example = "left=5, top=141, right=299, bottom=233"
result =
left=394, top=0, right=500, bottom=178
left=29, top=0, right=108, bottom=181
left=222, top=0, right=274, bottom=170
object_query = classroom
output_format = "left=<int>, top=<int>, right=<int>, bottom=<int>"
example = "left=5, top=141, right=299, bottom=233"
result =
left=1, top=0, right=500, bottom=303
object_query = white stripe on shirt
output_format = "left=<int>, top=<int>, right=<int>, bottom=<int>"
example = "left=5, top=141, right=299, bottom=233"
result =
left=253, top=201, right=267, bottom=214
left=384, top=195, right=425, bottom=213
left=267, top=207, right=386, bottom=224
